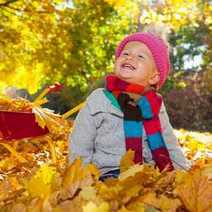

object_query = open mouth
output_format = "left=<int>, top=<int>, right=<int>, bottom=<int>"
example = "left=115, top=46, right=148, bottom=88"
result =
left=121, top=63, right=136, bottom=71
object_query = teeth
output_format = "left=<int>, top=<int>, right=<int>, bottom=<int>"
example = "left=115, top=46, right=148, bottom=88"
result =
left=122, top=63, right=135, bottom=70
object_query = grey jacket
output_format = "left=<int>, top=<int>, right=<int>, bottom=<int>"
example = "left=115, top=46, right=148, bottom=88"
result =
left=69, top=88, right=190, bottom=175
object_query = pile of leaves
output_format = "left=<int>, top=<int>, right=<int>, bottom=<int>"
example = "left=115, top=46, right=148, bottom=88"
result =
left=0, top=97, right=33, bottom=112
left=0, top=96, right=70, bottom=188
left=1, top=150, right=212, bottom=212
left=0, top=97, right=211, bottom=211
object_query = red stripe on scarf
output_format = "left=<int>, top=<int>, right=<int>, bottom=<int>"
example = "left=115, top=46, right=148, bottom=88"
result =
left=106, top=75, right=145, bottom=94
left=143, top=117, right=162, bottom=135
left=152, top=148, right=174, bottom=171
left=145, top=91, right=162, bottom=115
left=126, top=137, right=142, bottom=163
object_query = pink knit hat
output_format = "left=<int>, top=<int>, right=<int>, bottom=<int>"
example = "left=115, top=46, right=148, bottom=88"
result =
left=115, top=32, right=170, bottom=88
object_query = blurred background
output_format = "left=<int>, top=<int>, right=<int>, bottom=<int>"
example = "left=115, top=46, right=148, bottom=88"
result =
left=0, top=0, right=211, bottom=131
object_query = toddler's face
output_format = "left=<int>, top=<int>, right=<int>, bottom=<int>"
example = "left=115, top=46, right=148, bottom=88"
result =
left=115, top=41, right=159, bottom=87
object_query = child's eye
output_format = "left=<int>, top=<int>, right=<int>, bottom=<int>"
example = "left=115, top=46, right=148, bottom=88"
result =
left=138, top=55, right=144, bottom=59
left=122, top=52, right=129, bottom=56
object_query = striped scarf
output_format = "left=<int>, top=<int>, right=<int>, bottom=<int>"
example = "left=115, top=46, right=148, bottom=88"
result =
left=106, top=75, right=174, bottom=172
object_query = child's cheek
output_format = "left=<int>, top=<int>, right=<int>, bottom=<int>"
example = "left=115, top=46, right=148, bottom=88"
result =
left=114, top=60, right=120, bottom=74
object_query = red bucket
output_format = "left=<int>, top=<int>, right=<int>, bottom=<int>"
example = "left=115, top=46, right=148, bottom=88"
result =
left=0, top=111, right=49, bottom=140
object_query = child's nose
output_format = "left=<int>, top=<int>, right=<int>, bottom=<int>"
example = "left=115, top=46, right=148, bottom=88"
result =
left=126, top=53, right=135, bottom=60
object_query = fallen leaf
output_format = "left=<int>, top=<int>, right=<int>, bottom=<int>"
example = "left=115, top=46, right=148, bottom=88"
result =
left=25, top=164, right=57, bottom=198
left=82, top=201, right=110, bottom=212
left=119, top=164, right=144, bottom=181
left=140, top=192, right=181, bottom=212
left=80, top=186, right=97, bottom=201
left=62, top=158, right=99, bottom=199
left=120, top=150, right=135, bottom=173
left=175, top=169, right=212, bottom=212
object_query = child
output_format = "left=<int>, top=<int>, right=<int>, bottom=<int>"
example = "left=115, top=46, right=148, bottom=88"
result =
left=69, top=31, right=190, bottom=181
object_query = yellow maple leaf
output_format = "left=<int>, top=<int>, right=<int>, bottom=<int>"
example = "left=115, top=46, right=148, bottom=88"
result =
left=32, top=106, right=61, bottom=129
left=175, top=169, right=212, bottom=212
left=53, top=195, right=84, bottom=212
left=119, top=164, right=144, bottom=181
left=25, top=164, right=57, bottom=198
left=33, top=107, right=49, bottom=129
left=117, top=206, right=131, bottom=212
left=62, top=158, right=83, bottom=191
left=11, top=203, right=27, bottom=212
left=96, top=179, right=122, bottom=201
left=83, top=163, right=101, bottom=181
left=175, top=170, right=188, bottom=185
left=140, top=192, right=181, bottom=212
left=80, top=186, right=97, bottom=201
left=82, top=201, right=110, bottom=212
left=124, top=203, right=145, bottom=212
left=120, top=150, right=135, bottom=173
left=62, top=158, right=100, bottom=198
left=201, top=164, right=212, bottom=180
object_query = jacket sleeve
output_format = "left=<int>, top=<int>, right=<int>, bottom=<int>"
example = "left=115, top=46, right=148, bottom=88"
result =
left=68, top=98, right=97, bottom=165
left=159, top=102, right=191, bottom=170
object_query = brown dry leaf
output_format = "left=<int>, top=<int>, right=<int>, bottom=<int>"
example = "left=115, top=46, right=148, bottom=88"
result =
left=175, top=169, right=212, bottom=212
left=140, top=192, right=181, bottom=212
left=120, top=150, right=135, bottom=173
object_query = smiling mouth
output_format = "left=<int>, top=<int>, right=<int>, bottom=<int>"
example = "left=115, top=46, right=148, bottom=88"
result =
left=121, top=63, right=136, bottom=71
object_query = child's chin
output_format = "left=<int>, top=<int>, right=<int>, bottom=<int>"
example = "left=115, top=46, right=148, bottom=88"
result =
left=118, top=72, right=133, bottom=80
left=117, top=74, right=133, bottom=82
left=118, top=70, right=133, bottom=78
